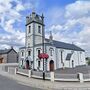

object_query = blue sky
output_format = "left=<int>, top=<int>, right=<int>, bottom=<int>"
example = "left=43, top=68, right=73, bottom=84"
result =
left=0, top=0, right=90, bottom=56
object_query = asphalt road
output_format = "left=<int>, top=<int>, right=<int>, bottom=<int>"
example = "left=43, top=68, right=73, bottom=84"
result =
left=0, top=75, right=43, bottom=90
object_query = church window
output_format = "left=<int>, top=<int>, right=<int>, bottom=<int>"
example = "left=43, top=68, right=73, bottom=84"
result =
left=61, top=51, right=63, bottom=63
left=38, top=50, right=40, bottom=56
left=28, top=26, right=31, bottom=33
left=38, top=26, right=41, bottom=33
left=21, top=52, right=24, bottom=56
left=49, top=48, right=54, bottom=56
left=28, top=51, right=31, bottom=56
left=38, top=61, right=40, bottom=67
left=50, top=50, right=53, bottom=56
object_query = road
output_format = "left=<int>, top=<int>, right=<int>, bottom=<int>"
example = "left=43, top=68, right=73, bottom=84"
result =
left=0, top=75, right=43, bottom=90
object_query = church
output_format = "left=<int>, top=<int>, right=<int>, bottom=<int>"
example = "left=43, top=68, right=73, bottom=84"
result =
left=19, top=11, right=86, bottom=71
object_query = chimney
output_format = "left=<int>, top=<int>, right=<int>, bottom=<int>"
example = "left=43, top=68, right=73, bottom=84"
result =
left=11, top=46, right=13, bottom=49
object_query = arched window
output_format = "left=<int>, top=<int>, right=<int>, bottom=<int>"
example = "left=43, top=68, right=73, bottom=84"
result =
left=38, top=50, right=40, bottom=56
left=49, top=48, right=54, bottom=56
left=60, top=50, right=64, bottom=63
left=38, top=26, right=41, bottom=33
left=28, top=51, right=31, bottom=56
left=50, top=49, right=53, bottom=56
left=21, top=52, right=24, bottom=56
left=28, top=26, right=31, bottom=33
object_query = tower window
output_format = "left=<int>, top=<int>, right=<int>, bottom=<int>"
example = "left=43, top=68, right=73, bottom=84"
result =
left=28, top=43, right=30, bottom=47
left=28, top=26, right=31, bottom=33
left=28, top=51, right=31, bottom=56
left=38, top=26, right=41, bottom=33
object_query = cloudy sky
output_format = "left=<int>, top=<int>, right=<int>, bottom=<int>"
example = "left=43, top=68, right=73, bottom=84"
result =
left=0, top=0, right=90, bottom=56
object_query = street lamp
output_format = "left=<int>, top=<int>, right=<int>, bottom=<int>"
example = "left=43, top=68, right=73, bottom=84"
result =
left=38, top=14, right=49, bottom=80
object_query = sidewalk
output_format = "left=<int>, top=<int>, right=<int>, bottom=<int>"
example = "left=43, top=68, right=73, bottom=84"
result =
left=0, top=70, right=90, bottom=90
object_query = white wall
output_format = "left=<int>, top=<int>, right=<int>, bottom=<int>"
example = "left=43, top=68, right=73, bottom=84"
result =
left=19, top=46, right=86, bottom=71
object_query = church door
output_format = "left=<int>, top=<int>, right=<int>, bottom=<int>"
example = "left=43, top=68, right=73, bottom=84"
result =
left=26, top=60, right=29, bottom=69
left=0, top=58, right=3, bottom=63
left=49, top=60, right=54, bottom=71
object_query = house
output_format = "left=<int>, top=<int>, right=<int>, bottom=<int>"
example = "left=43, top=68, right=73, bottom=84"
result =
left=0, top=47, right=18, bottom=63
left=19, top=11, right=86, bottom=71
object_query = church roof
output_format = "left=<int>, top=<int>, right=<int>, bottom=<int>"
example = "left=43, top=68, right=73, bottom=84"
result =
left=19, top=39, right=85, bottom=52
left=45, top=39, right=85, bottom=51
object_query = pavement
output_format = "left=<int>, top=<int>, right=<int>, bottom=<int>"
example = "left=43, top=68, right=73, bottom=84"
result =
left=0, top=70, right=90, bottom=90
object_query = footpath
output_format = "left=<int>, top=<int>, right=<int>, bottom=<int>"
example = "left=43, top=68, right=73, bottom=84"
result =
left=0, top=70, right=90, bottom=90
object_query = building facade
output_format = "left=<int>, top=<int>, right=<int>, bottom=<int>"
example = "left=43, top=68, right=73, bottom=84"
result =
left=19, top=12, right=86, bottom=71
left=0, top=48, right=18, bottom=63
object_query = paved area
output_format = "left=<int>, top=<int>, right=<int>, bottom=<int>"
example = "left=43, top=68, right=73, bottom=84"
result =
left=0, top=70, right=90, bottom=90
left=0, top=75, right=43, bottom=90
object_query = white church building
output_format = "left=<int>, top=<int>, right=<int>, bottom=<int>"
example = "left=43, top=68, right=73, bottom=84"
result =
left=19, top=12, right=86, bottom=71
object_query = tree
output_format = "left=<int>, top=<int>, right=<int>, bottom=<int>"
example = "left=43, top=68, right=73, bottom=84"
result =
left=86, top=57, right=90, bottom=65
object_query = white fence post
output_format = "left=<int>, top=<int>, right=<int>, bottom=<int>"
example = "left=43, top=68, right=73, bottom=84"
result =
left=29, top=70, right=32, bottom=78
left=15, top=67, right=17, bottom=75
left=50, top=72, right=54, bottom=82
left=78, top=73, right=84, bottom=83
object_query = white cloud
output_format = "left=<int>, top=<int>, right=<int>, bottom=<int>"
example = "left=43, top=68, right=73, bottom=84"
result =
left=65, top=1, right=90, bottom=19
left=15, top=3, right=25, bottom=12
left=0, top=0, right=33, bottom=50
left=46, top=1, right=90, bottom=56
left=49, top=25, right=63, bottom=31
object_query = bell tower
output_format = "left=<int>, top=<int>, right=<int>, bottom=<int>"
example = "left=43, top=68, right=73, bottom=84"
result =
left=25, top=12, right=44, bottom=69
left=25, top=12, right=44, bottom=47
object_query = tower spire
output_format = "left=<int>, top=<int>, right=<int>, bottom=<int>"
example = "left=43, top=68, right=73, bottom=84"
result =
left=49, top=31, right=53, bottom=44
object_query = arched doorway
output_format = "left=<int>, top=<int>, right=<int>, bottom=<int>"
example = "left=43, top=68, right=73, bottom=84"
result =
left=49, top=60, right=54, bottom=71
left=26, top=60, right=29, bottom=69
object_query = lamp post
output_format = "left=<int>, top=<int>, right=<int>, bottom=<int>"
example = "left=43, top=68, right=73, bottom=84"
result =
left=38, top=14, right=49, bottom=80
left=42, top=13, right=45, bottom=80
left=38, top=53, right=49, bottom=80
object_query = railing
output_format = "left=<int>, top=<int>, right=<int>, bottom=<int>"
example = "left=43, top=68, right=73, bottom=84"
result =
left=45, top=72, right=50, bottom=79
left=55, top=73, right=77, bottom=79
left=15, top=68, right=90, bottom=82
left=31, top=71, right=43, bottom=78
left=83, top=74, right=90, bottom=79
left=17, top=68, right=29, bottom=76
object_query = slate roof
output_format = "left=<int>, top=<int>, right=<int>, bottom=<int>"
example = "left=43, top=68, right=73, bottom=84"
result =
left=45, top=39, right=85, bottom=51
left=53, top=40, right=84, bottom=51
left=0, top=48, right=17, bottom=54
left=19, top=39, right=85, bottom=52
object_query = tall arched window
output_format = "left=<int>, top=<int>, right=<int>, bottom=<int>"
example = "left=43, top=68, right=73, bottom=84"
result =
left=60, top=50, right=64, bottom=63
left=38, top=26, right=41, bottom=33
left=49, top=48, right=54, bottom=56
left=28, top=51, right=31, bottom=56
left=28, top=26, right=31, bottom=33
